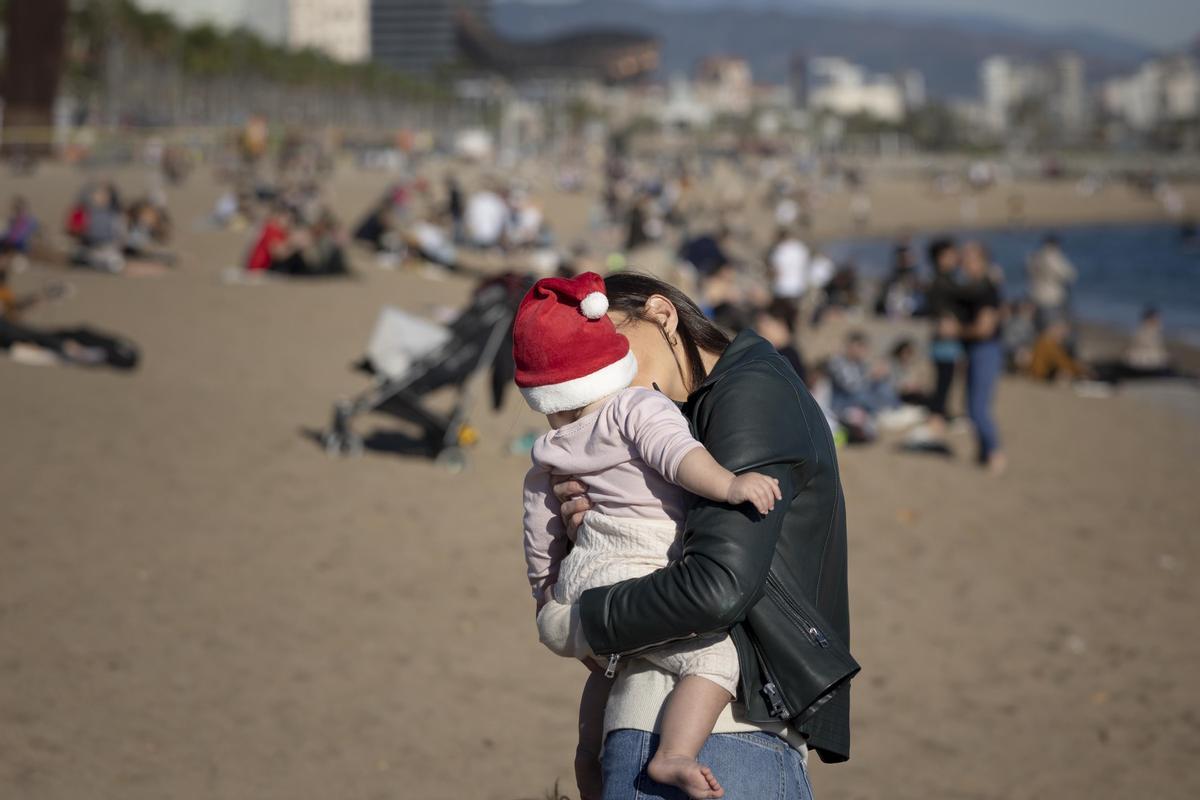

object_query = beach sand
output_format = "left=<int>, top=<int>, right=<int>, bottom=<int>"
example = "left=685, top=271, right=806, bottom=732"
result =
left=2, top=161, right=1199, bottom=799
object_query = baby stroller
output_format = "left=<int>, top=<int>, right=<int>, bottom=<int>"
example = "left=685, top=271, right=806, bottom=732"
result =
left=321, top=272, right=531, bottom=470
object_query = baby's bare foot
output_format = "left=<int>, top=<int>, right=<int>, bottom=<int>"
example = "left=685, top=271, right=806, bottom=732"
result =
left=647, top=753, right=724, bottom=799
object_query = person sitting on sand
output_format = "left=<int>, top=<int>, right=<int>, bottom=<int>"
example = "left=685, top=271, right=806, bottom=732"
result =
left=246, top=205, right=293, bottom=273
left=889, top=338, right=932, bottom=408
left=71, top=183, right=126, bottom=273
left=123, top=198, right=177, bottom=267
left=0, top=263, right=127, bottom=367
left=827, top=330, right=903, bottom=424
left=1027, top=319, right=1091, bottom=382
left=1089, top=307, right=1196, bottom=385
left=1, top=197, right=40, bottom=268
left=1124, top=306, right=1169, bottom=373
left=873, top=240, right=921, bottom=319
left=520, top=273, right=785, bottom=799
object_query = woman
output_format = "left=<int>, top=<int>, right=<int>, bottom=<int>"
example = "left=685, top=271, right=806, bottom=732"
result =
left=536, top=273, right=857, bottom=800
left=958, top=242, right=1006, bottom=473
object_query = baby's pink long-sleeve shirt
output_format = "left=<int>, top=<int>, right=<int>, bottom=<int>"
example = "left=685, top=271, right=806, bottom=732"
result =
left=522, top=387, right=704, bottom=601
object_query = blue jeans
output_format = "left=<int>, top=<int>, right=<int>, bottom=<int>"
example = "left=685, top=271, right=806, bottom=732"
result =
left=601, top=729, right=814, bottom=800
left=965, top=339, right=1003, bottom=462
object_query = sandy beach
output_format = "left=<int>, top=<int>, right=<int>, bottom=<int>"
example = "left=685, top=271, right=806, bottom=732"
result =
left=2, top=160, right=1199, bottom=800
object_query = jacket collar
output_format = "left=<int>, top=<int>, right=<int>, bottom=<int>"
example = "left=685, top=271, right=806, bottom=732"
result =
left=695, top=329, right=775, bottom=393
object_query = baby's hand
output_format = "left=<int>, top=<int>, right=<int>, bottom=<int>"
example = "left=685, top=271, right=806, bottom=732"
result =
left=727, top=472, right=782, bottom=515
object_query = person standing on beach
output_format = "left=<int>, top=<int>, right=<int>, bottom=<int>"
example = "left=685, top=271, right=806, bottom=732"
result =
left=959, top=242, right=1007, bottom=474
left=910, top=237, right=963, bottom=450
left=768, top=226, right=811, bottom=325
left=1026, top=234, right=1077, bottom=328
left=536, top=273, right=857, bottom=800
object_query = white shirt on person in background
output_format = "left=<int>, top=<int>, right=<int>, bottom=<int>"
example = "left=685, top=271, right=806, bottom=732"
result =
left=770, top=237, right=811, bottom=298
left=465, top=191, right=507, bottom=247
left=1027, top=245, right=1077, bottom=309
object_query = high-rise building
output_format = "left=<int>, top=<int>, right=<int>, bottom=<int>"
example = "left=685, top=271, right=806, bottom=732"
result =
left=1054, top=52, right=1087, bottom=136
left=370, top=0, right=490, bottom=74
left=900, top=69, right=927, bottom=111
left=288, top=0, right=370, bottom=62
left=1104, top=54, right=1200, bottom=130
left=980, top=55, right=1055, bottom=133
left=980, top=56, right=1014, bottom=132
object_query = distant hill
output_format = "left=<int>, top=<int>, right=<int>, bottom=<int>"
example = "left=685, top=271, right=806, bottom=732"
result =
left=491, top=1, right=1153, bottom=98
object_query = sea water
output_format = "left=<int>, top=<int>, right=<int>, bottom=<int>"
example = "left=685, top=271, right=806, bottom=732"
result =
left=828, top=223, right=1200, bottom=347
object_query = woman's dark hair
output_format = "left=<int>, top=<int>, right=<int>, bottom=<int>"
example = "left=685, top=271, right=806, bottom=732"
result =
left=604, top=271, right=731, bottom=392
left=761, top=297, right=799, bottom=334
left=890, top=337, right=916, bottom=359
left=927, top=236, right=956, bottom=267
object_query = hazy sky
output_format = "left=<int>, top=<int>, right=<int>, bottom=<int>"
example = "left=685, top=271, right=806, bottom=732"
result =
left=502, top=0, right=1199, bottom=49
left=823, top=0, right=1198, bottom=48
left=138, top=0, right=1198, bottom=49
left=137, top=0, right=286, bottom=40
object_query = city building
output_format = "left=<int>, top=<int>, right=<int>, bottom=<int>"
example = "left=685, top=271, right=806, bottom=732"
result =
left=979, top=53, right=1082, bottom=135
left=788, top=53, right=809, bottom=110
left=1163, top=56, right=1200, bottom=120
left=287, top=0, right=369, bottom=63
left=1103, top=54, right=1200, bottom=130
left=806, top=57, right=906, bottom=123
left=1054, top=52, right=1087, bottom=136
left=370, top=0, right=490, bottom=74
left=693, top=56, right=754, bottom=117
left=900, top=69, right=927, bottom=111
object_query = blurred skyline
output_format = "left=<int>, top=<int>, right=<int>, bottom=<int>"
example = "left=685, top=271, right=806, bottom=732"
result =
left=503, top=0, right=1198, bottom=51
left=134, top=0, right=1199, bottom=51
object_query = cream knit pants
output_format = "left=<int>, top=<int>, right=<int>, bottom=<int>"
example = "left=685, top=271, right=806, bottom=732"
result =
left=556, top=511, right=739, bottom=696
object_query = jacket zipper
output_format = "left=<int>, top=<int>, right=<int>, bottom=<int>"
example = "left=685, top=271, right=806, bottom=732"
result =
left=604, top=653, right=620, bottom=678
left=765, top=573, right=830, bottom=648
left=750, top=635, right=792, bottom=719
left=602, top=632, right=700, bottom=678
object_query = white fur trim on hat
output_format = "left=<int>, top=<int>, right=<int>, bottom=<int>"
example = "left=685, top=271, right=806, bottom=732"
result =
left=520, top=350, right=638, bottom=415
left=579, top=291, right=609, bottom=320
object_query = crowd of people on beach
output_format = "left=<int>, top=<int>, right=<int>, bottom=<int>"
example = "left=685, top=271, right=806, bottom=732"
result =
left=3, top=128, right=1196, bottom=439
left=65, top=181, right=178, bottom=275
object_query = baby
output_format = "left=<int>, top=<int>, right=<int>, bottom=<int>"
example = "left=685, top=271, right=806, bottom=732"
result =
left=517, top=273, right=780, bottom=799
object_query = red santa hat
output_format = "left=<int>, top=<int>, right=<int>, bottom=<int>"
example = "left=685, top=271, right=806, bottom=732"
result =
left=513, top=271, right=638, bottom=414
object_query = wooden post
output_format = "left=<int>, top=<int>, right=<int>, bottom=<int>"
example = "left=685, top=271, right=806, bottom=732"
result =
left=1, top=0, right=71, bottom=159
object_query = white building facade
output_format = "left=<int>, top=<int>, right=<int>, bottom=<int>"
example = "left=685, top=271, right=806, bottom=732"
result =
left=807, top=57, right=905, bottom=123
left=1103, top=54, right=1200, bottom=130
left=287, top=0, right=370, bottom=62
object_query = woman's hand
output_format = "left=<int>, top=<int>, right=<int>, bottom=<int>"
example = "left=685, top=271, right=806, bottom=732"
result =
left=552, top=475, right=594, bottom=539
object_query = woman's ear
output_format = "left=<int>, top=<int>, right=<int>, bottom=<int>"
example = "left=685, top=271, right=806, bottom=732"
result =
left=644, top=294, right=679, bottom=337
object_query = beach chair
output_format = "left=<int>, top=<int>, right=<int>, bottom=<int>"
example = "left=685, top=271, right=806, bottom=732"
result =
left=321, top=272, right=531, bottom=470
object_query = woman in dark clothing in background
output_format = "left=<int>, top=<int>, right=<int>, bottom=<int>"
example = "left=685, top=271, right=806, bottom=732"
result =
left=918, top=237, right=964, bottom=449
left=958, top=241, right=1007, bottom=474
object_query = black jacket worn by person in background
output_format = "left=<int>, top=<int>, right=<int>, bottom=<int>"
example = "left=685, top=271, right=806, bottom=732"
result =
left=579, top=331, right=860, bottom=763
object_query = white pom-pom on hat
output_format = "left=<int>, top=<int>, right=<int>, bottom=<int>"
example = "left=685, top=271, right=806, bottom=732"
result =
left=579, top=291, right=609, bottom=320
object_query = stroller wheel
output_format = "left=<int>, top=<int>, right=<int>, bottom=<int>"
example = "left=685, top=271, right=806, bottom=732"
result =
left=322, top=432, right=344, bottom=455
left=436, top=446, right=467, bottom=474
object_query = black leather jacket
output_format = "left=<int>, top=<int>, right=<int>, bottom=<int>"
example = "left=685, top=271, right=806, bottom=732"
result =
left=579, top=331, right=860, bottom=763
